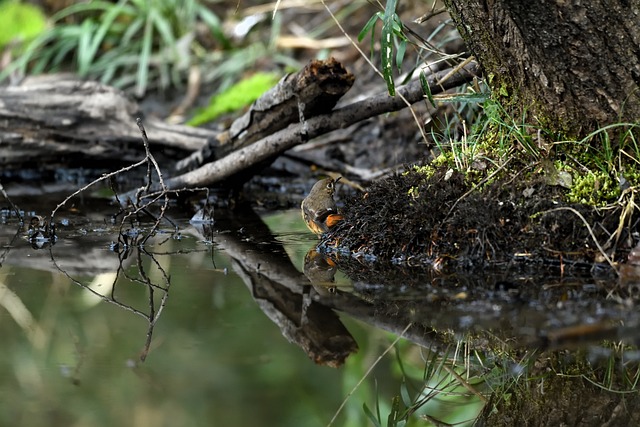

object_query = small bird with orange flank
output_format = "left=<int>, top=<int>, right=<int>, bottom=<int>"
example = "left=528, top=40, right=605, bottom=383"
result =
left=301, top=177, right=344, bottom=236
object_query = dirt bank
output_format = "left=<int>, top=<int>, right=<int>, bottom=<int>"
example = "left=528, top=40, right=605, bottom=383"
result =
left=319, top=168, right=636, bottom=273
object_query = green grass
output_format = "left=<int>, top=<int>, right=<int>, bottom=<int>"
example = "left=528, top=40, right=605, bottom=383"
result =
left=0, top=0, right=285, bottom=97
left=426, top=90, right=640, bottom=207
left=355, top=337, right=487, bottom=427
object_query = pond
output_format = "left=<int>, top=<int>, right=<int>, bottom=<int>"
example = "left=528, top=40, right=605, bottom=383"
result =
left=1, top=194, right=639, bottom=426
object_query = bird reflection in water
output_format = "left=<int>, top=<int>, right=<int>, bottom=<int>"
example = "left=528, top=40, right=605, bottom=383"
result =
left=303, top=248, right=339, bottom=296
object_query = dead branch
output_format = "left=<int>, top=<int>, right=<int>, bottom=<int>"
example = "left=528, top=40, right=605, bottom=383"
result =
left=161, top=61, right=480, bottom=190
left=190, top=207, right=358, bottom=367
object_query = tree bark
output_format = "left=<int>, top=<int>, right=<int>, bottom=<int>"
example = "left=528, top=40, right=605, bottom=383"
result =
left=444, top=0, right=640, bottom=134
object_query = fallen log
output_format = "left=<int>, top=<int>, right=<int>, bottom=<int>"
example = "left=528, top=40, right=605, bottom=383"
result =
left=0, top=57, right=355, bottom=175
left=0, top=76, right=215, bottom=169
left=0, top=59, right=480, bottom=199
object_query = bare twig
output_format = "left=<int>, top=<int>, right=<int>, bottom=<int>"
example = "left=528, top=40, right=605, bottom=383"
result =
left=129, top=119, right=173, bottom=244
left=540, top=206, right=616, bottom=270
left=0, top=180, right=22, bottom=222
left=50, top=156, right=148, bottom=221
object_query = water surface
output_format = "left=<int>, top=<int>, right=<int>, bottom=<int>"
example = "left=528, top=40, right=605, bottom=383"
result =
left=1, top=198, right=638, bottom=426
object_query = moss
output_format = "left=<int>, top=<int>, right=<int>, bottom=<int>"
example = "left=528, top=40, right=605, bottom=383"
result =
left=498, top=82, right=509, bottom=97
left=565, top=171, right=618, bottom=206
left=436, top=93, right=640, bottom=208
left=407, top=185, right=420, bottom=200
left=409, top=164, right=437, bottom=177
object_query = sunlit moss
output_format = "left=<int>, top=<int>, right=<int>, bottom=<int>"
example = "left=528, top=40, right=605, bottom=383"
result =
left=431, top=92, right=640, bottom=208
left=411, top=164, right=436, bottom=176
left=432, top=153, right=453, bottom=168
left=565, top=171, right=619, bottom=206
left=405, top=165, right=434, bottom=199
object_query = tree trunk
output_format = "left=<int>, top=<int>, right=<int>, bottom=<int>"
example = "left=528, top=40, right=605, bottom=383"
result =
left=443, top=0, right=640, bottom=135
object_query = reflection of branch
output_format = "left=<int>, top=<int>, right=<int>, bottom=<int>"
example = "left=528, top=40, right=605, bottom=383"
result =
left=197, top=206, right=452, bottom=360
left=49, top=232, right=172, bottom=362
left=0, top=226, right=22, bottom=269
left=231, top=259, right=357, bottom=367
left=199, top=207, right=358, bottom=367
left=136, top=247, right=171, bottom=361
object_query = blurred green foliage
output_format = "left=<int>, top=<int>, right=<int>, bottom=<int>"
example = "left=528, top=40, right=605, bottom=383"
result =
left=1, top=0, right=247, bottom=97
left=188, top=71, right=280, bottom=126
left=0, top=1, right=47, bottom=50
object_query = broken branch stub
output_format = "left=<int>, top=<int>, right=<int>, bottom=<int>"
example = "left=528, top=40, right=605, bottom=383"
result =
left=175, top=57, right=355, bottom=172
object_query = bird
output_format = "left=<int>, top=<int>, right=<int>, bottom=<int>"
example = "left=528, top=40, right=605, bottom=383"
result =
left=301, top=177, right=344, bottom=235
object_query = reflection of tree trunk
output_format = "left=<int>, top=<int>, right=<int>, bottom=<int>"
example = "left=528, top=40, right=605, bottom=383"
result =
left=444, top=1, right=640, bottom=133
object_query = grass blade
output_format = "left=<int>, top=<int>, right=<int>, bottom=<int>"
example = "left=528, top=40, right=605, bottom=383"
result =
left=381, top=0, right=398, bottom=95
left=358, top=13, right=379, bottom=42
left=77, top=19, right=95, bottom=75
left=84, top=1, right=129, bottom=73
left=363, top=403, right=382, bottom=427
left=136, top=9, right=154, bottom=96
left=420, top=70, right=436, bottom=107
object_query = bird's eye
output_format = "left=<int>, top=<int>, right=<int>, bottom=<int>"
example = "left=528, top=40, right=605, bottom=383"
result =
left=326, top=181, right=334, bottom=190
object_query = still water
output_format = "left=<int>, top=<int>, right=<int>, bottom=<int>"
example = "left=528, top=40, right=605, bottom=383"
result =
left=1, top=198, right=639, bottom=426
